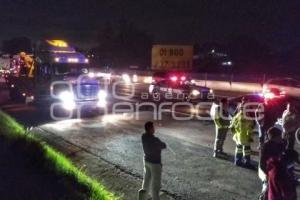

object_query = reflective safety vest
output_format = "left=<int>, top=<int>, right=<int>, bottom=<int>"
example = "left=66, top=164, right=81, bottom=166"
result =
left=212, top=104, right=230, bottom=129
left=230, top=111, right=254, bottom=145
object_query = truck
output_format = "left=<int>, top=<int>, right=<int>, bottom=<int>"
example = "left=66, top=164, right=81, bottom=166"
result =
left=8, top=40, right=107, bottom=114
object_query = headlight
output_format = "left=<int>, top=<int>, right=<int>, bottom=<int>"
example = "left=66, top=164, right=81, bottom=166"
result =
left=144, top=76, right=153, bottom=84
left=54, top=57, right=60, bottom=62
left=209, top=89, right=213, bottom=93
left=98, top=90, right=107, bottom=99
left=122, top=74, right=131, bottom=83
left=59, top=91, right=74, bottom=101
left=88, top=72, right=95, bottom=78
left=192, top=90, right=200, bottom=96
left=58, top=91, right=75, bottom=110
left=97, top=90, right=107, bottom=107
left=132, top=74, right=138, bottom=82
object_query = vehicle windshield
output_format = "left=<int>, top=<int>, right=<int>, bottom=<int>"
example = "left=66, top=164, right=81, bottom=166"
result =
left=54, top=63, right=89, bottom=76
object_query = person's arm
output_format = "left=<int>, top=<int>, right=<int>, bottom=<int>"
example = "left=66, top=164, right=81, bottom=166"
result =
left=155, top=138, right=167, bottom=149
left=214, top=117, right=223, bottom=128
left=260, top=145, right=267, bottom=174
left=230, top=114, right=238, bottom=135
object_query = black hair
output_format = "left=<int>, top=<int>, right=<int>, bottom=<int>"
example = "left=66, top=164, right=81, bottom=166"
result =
left=267, top=127, right=282, bottom=139
left=144, top=121, right=154, bottom=131
left=220, top=98, right=228, bottom=104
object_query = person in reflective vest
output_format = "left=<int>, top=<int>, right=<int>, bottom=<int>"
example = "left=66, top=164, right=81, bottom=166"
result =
left=230, top=107, right=255, bottom=168
left=212, top=98, right=230, bottom=158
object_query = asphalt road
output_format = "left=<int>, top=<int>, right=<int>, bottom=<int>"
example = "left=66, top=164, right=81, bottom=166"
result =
left=1, top=78, right=300, bottom=200
left=37, top=111, right=262, bottom=200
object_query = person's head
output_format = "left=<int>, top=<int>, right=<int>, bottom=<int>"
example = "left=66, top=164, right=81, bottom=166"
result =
left=220, top=98, right=228, bottom=108
left=144, top=121, right=155, bottom=135
left=267, top=127, right=282, bottom=143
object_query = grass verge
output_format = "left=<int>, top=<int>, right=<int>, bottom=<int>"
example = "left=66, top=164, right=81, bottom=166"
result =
left=0, top=111, right=118, bottom=200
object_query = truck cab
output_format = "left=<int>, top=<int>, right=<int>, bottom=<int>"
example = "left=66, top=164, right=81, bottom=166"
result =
left=8, top=40, right=107, bottom=113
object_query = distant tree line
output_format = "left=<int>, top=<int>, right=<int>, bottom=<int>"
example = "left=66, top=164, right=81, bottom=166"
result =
left=1, top=37, right=32, bottom=55
left=1, top=28, right=300, bottom=75
left=89, top=19, right=154, bottom=69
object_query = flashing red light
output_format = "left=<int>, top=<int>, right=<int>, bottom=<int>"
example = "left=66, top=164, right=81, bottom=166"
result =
left=181, top=76, right=186, bottom=81
left=170, top=76, right=178, bottom=82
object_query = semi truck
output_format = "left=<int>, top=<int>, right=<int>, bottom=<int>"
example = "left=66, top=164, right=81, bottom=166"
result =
left=8, top=40, right=107, bottom=113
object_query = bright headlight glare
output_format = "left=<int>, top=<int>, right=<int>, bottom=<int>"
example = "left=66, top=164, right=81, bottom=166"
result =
left=122, top=74, right=131, bottom=83
left=144, top=76, right=153, bottom=83
left=132, top=74, right=138, bottom=82
left=59, top=91, right=74, bottom=101
left=192, top=90, right=200, bottom=96
left=98, top=90, right=107, bottom=99
left=88, top=72, right=95, bottom=78
left=54, top=57, right=60, bottom=62
left=97, top=90, right=107, bottom=107
left=58, top=91, right=75, bottom=110
left=209, top=89, right=213, bottom=93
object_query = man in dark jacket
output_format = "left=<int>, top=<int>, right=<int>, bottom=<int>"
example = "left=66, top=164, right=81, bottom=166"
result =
left=256, top=98, right=286, bottom=149
left=138, top=121, right=166, bottom=200
left=259, top=127, right=298, bottom=200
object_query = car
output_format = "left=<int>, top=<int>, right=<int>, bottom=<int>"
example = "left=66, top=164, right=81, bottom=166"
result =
left=149, top=74, right=214, bottom=101
left=262, top=77, right=300, bottom=98
left=227, top=94, right=265, bottom=117
left=228, top=93, right=293, bottom=116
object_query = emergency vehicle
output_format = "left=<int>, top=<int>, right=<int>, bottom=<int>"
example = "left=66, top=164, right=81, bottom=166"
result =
left=8, top=40, right=107, bottom=111
left=149, top=73, right=214, bottom=101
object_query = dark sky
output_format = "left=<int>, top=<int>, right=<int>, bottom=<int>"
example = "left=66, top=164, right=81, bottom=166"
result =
left=1, top=0, right=300, bottom=49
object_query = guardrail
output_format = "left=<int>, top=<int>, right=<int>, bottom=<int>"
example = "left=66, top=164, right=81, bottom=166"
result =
left=115, top=70, right=263, bottom=92
left=108, top=70, right=300, bottom=97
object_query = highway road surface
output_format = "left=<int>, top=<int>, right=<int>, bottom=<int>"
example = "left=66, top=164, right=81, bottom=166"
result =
left=1, top=77, right=300, bottom=200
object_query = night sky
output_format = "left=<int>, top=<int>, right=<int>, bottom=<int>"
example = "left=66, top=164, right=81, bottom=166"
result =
left=1, top=0, right=300, bottom=49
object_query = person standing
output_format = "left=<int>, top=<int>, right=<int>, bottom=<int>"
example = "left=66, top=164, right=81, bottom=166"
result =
left=282, top=101, right=300, bottom=150
left=260, top=127, right=297, bottom=200
left=259, top=127, right=286, bottom=200
left=256, top=99, right=286, bottom=150
left=212, top=98, right=230, bottom=158
left=138, top=121, right=166, bottom=200
left=230, top=107, right=255, bottom=168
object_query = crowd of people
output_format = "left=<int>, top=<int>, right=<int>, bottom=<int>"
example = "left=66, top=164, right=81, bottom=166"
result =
left=212, top=97, right=300, bottom=200
left=137, top=97, right=300, bottom=200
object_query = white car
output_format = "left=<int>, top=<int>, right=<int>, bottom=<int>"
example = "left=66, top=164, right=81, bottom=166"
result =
left=262, top=78, right=300, bottom=98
